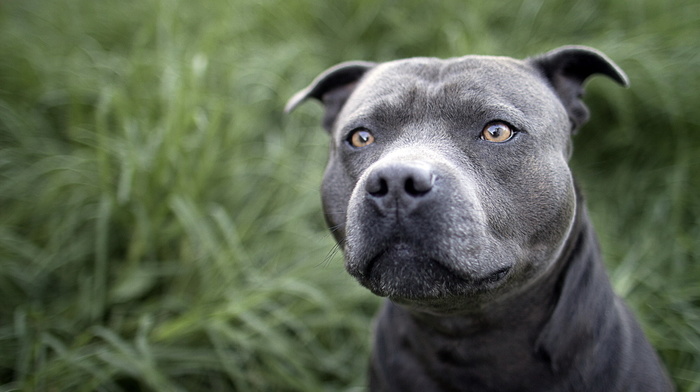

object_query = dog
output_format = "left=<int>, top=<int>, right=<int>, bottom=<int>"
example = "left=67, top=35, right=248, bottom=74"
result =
left=286, top=46, right=673, bottom=391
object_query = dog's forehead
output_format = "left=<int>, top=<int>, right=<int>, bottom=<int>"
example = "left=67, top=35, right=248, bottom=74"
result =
left=382, top=55, right=535, bottom=83
left=343, top=55, right=560, bottom=122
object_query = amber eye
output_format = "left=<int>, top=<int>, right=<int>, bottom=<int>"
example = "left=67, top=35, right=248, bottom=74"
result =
left=348, top=128, right=375, bottom=148
left=481, top=122, right=514, bottom=143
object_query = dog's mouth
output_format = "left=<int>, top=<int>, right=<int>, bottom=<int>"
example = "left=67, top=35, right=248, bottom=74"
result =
left=350, top=243, right=512, bottom=300
left=477, top=266, right=512, bottom=285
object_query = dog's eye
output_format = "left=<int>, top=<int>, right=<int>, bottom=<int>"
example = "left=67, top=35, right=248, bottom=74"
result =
left=481, top=122, right=514, bottom=143
left=348, top=128, right=375, bottom=148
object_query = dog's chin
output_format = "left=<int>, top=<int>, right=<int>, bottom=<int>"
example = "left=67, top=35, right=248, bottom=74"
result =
left=346, top=244, right=512, bottom=302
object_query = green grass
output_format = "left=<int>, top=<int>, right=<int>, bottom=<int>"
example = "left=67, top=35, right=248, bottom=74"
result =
left=0, top=0, right=698, bottom=390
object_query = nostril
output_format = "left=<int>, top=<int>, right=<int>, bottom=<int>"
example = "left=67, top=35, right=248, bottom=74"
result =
left=405, top=175, right=434, bottom=196
left=367, top=178, right=389, bottom=197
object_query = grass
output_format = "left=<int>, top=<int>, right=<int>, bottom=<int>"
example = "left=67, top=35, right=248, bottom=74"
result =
left=0, top=0, right=698, bottom=390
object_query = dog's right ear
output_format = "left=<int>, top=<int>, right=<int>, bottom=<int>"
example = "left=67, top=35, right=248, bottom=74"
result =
left=285, top=61, right=375, bottom=132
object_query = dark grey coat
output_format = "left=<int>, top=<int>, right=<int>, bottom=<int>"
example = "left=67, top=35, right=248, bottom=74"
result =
left=287, top=46, right=673, bottom=391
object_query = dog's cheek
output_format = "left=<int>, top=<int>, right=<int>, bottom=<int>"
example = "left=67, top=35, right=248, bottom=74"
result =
left=518, top=161, right=577, bottom=265
left=485, top=156, right=576, bottom=259
left=321, top=161, right=355, bottom=245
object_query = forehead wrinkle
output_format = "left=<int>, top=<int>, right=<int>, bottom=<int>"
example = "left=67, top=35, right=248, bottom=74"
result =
left=354, top=82, right=474, bottom=130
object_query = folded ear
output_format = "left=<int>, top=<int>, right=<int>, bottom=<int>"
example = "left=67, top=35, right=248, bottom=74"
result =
left=530, top=46, right=629, bottom=133
left=285, top=61, right=376, bottom=132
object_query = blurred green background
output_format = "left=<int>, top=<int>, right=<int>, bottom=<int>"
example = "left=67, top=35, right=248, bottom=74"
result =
left=0, top=0, right=698, bottom=391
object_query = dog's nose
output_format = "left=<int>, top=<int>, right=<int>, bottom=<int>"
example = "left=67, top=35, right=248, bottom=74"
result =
left=365, top=162, right=435, bottom=208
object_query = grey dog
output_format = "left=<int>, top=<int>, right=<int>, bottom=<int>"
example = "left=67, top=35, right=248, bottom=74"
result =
left=286, top=46, right=673, bottom=391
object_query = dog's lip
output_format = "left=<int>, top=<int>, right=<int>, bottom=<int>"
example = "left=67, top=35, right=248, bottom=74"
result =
left=476, top=266, right=512, bottom=285
left=359, top=242, right=415, bottom=277
left=358, top=243, right=512, bottom=288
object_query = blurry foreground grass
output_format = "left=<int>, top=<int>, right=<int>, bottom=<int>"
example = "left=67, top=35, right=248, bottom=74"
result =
left=0, top=0, right=698, bottom=391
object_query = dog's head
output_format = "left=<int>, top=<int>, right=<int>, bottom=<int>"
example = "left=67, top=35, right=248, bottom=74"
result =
left=287, top=46, right=627, bottom=312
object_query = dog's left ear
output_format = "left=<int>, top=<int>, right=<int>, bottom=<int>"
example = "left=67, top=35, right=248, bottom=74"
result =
left=285, top=61, right=376, bottom=132
left=531, top=46, right=629, bottom=133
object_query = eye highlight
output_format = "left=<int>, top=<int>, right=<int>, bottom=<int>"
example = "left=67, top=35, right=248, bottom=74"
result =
left=348, top=128, right=375, bottom=148
left=481, top=122, right=514, bottom=143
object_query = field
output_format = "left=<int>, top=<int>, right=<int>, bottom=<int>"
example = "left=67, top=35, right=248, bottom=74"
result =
left=1, top=0, right=698, bottom=390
